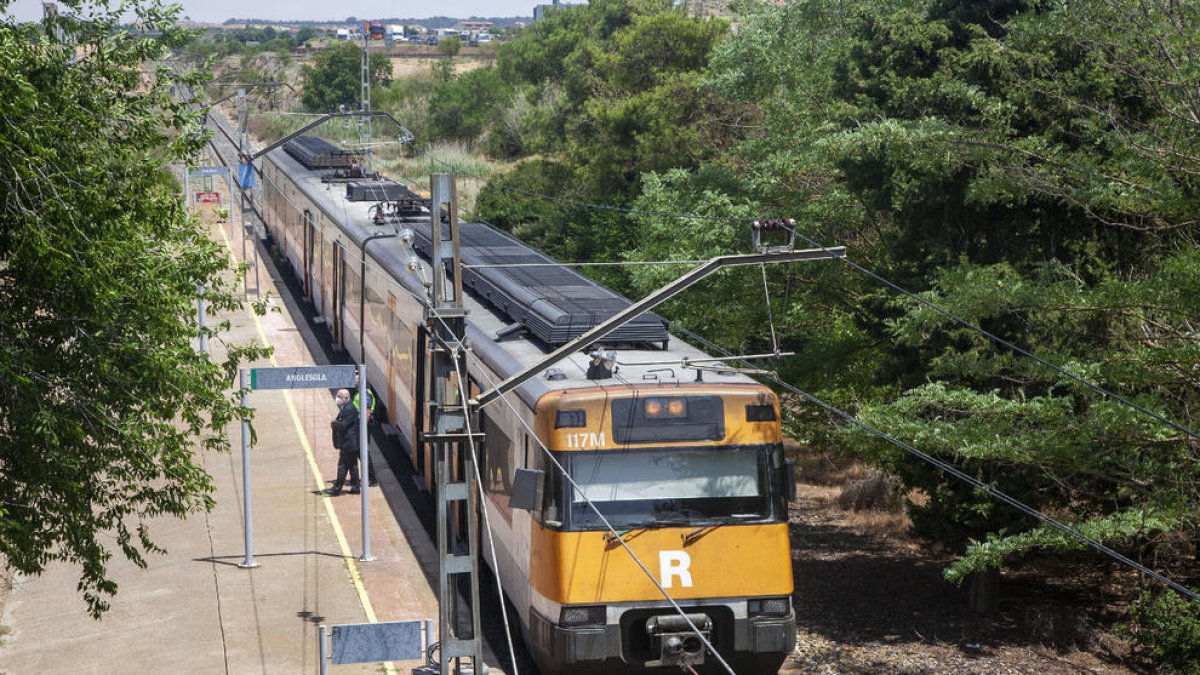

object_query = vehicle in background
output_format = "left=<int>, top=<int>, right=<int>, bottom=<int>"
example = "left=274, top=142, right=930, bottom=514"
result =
left=335, top=28, right=350, bottom=40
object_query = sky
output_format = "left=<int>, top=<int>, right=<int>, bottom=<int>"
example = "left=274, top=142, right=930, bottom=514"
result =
left=4, top=1, right=541, bottom=23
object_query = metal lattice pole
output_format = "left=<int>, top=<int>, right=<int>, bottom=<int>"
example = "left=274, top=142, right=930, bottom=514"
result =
left=425, top=174, right=485, bottom=675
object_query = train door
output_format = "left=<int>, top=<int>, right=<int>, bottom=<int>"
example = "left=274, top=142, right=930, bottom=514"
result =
left=331, top=242, right=344, bottom=349
left=302, top=210, right=314, bottom=299
left=414, top=324, right=429, bottom=482
left=386, top=292, right=398, bottom=427
left=317, top=228, right=327, bottom=321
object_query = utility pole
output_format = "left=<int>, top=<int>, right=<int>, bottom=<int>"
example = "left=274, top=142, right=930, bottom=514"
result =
left=360, top=24, right=373, bottom=169
left=422, top=174, right=486, bottom=675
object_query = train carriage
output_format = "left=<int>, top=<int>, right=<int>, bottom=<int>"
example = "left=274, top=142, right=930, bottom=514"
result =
left=246, top=120, right=798, bottom=673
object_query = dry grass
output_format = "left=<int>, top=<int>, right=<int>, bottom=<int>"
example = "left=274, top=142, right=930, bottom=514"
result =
left=389, top=57, right=488, bottom=80
left=791, top=444, right=917, bottom=544
left=788, top=442, right=869, bottom=486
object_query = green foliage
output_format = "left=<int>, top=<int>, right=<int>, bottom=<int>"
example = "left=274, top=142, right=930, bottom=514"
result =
left=300, top=41, right=391, bottom=112
left=474, top=0, right=736, bottom=295
left=416, top=0, right=1200, bottom=664
left=426, top=67, right=509, bottom=143
left=437, top=36, right=462, bottom=57
left=654, top=0, right=1200, bottom=622
left=0, top=0, right=270, bottom=616
left=182, top=25, right=312, bottom=60
left=398, top=1, right=1200, bottom=662
left=1123, top=592, right=1200, bottom=673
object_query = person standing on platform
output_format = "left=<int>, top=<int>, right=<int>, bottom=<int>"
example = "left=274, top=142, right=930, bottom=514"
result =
left=327, top=388, right=360, bottom=495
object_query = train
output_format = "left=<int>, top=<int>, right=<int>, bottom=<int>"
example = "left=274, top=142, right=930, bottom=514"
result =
left=211, top=113, right=798, bottom=674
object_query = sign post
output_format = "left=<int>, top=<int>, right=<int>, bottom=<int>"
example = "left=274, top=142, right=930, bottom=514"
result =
left=239, top=368, right=256, bottom=568
left=240, top=365, right=371, bottom=565
left=358, top=370, right=372, bottom=561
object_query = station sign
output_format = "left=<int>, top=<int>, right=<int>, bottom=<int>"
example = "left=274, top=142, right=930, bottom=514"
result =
left=195, top=191, right=221, bottom=203
left=191, top=165, right=228, bottom=177
left=250, top=365, right=357, bottom=390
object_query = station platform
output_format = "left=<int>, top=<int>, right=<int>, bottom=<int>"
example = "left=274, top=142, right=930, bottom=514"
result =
left=0, top=211, right=499, bottom=673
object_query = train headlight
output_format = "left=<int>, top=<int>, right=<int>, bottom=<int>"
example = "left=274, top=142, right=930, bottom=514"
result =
left=559, top=605, right=606, bottom=627
left=748, top=596, right=791, bottom=617
left=644, top=397, right=687, bottom=419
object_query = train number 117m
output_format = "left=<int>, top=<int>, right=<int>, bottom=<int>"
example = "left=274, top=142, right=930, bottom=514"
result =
left=564, top=432, right=606, bottom=449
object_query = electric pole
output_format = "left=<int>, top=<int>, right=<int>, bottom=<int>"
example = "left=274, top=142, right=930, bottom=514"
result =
left=422, top=174, right=486, bottom=675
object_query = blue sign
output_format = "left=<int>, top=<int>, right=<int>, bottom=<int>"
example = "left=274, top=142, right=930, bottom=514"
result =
left=190, top=165, right=228, bottom=177
left=238, top=163, right=255, bottom=189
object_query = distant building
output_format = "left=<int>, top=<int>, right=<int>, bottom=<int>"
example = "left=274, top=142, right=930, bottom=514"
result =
left=534, top=0, right=582, bottom=21
left=458, top=20, right=494, bottom=32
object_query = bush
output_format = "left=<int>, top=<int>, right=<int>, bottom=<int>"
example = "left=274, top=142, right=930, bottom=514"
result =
left=1123, top=591, right=1200, bottom=673
left=301, top=41, right=391, bottom=112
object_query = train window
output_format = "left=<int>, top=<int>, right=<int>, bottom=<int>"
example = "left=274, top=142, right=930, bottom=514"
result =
left=610, top=396, right=725, bottom=444
left=481, top=412, right=513, bottom=498
left=562, top=445, right=778, bottom=530
left=745, top=404, right=776, bottom=422
left=541, top=457, right=562, bottom=526
left=554, top=410, right=586, bottom=428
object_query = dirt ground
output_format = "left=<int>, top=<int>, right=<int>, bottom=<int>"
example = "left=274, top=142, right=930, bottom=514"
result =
left=780, top=466, right=1146, bottom=674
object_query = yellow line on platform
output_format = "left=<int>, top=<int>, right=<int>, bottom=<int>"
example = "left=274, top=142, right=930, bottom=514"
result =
left=214, top=219, right=397, bottom=673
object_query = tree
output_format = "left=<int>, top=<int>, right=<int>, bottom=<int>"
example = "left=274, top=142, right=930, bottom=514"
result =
left=476, top=0, right=734, bottom=291
left=300, top=41, right=391, bottom=111
left=0, top=0, right=269, bottom=616
left=689, top=0, right=1200, bottom=622
left=296, top=26, right=317, bottom=45
left=426, top=67, right=510, bottom=142
left=437, top=35, right=462, bottom=57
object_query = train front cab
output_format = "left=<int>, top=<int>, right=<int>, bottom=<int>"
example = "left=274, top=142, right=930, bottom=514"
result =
left=525, top=385, right=797, bottom=674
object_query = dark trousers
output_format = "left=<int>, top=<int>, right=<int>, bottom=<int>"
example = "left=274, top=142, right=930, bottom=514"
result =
left=333, top=449, right=360, bottom=490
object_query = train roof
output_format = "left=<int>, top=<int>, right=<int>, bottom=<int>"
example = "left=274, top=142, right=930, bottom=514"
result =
left=409, top=220, right=670, bottom=347
left=263, top=143, right=763, bottom=408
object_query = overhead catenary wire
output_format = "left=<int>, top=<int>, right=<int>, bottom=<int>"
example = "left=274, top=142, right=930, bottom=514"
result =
left=463, top=260, right=709, bottom=269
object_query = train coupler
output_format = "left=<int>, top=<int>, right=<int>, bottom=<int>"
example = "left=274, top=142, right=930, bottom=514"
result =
left=645, top=613, right=712, bottom=669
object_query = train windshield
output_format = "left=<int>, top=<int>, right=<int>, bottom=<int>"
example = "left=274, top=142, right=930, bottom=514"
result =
left=561, top=445, right=783, bottom=530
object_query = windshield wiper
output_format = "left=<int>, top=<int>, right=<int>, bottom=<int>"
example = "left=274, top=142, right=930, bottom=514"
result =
left=603, top=520, right=671, bottom=546
left=682, top=513, right=760, bottom=546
